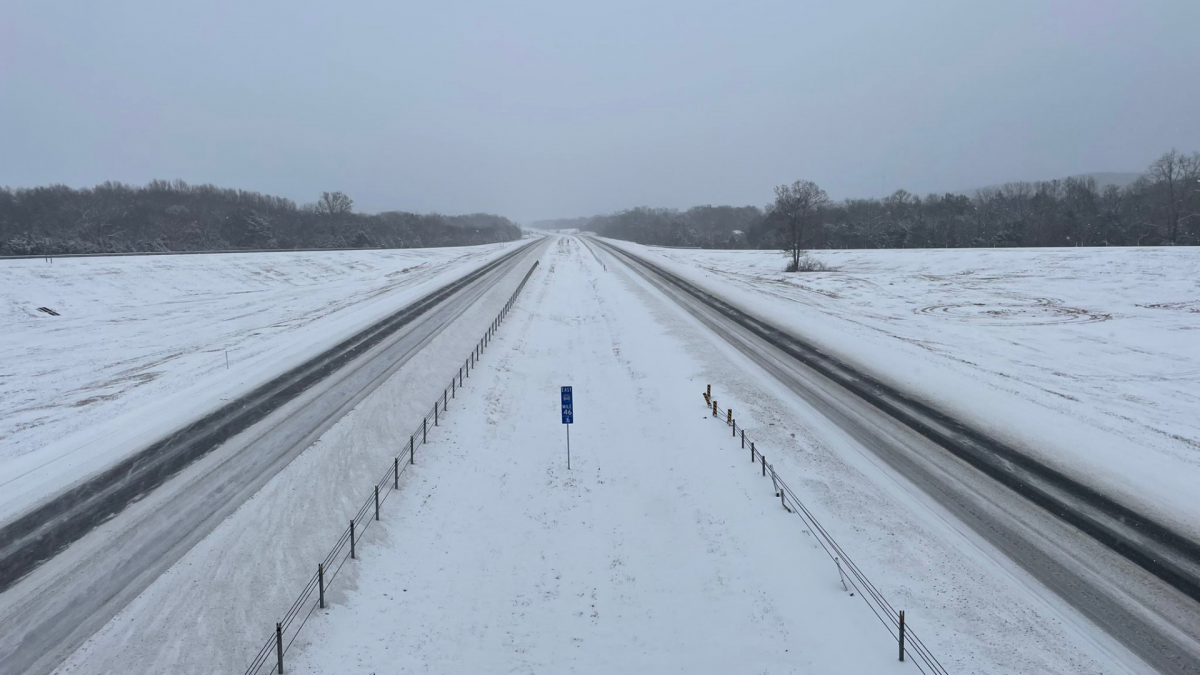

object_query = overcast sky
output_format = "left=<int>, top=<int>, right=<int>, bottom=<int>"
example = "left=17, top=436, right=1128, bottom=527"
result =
left=2, top=1, right=1199, bottom=222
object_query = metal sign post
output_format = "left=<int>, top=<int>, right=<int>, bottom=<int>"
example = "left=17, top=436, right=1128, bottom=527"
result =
left=561, top=385, right=573, bottom=469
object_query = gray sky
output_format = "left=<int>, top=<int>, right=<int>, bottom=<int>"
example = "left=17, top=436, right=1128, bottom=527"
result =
left=3, top=0, right=1199, bottom=222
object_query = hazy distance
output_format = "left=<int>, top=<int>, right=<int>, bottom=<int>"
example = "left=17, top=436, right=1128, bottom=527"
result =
left=2, top=0, right=1199, bottom=222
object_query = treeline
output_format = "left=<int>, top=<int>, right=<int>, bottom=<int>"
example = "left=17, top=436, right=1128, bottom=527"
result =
left=0, top=180, right=523, bottom=255
left=588, top=150, right=1200, bottom=250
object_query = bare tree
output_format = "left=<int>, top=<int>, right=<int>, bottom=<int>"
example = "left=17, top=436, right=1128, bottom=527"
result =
left=315, top=191, right=354, bottom=217
left=1147, top=150, right=1200, bottom=244
left=771, top=180, right=828, bottom=270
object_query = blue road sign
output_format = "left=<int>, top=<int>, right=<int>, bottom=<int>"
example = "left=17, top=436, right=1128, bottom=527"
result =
left=561, top=386, right=573, bottom=424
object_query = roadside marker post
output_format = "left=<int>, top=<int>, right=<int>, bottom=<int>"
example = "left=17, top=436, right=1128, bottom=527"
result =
left=561, top=386, right=573, bottom=470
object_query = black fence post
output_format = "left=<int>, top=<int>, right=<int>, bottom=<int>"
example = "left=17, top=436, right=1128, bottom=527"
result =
left=410, top=435, right=415, bottom=465
left=741, top=429, right=745, bottom=449
left=350, top=520, right=356, bottom=560
left=318, top=563, right=325, bottom=609
left=374, top=485, right=380, bottom=521
left=276, top=622, right=284, bottom=673
left=459, top=367, right=463, bottom=387
left=434, top=401, right=439, bottom=426
left=423, top=417, right=427, bottom=444
left=452, top=378, right=456, bottom=399
left=761, top=454, right=766, bottom=477
left=732, top=419, right=736, bottom=437
left=444, top=388, right=448, bottom=411
left=394, top=457, right=399, bottom=489
left=898, top=610, right=906, bottom=661
left=750, top=442, right=755, bottom=462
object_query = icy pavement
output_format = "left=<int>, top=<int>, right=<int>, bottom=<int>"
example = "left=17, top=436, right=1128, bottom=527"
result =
left=0, top=242, right=521, bottom=520
left=605, top=242, right=1200, bottom=540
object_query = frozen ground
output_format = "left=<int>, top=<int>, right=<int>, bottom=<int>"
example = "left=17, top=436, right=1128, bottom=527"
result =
left=605, top=242, right=1200, bottom=539
left=0, top=242, right=521, bottom=520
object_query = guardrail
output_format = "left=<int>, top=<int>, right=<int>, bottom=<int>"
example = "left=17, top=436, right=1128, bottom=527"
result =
left=704, top=386, right=949, bottom=675
left=243, top=261, right=539, bottom=675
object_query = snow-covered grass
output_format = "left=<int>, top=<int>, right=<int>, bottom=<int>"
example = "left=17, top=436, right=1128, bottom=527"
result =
left=605, top=241, right=1200, bottom=538
left=0, top=242, right=521, bottom=520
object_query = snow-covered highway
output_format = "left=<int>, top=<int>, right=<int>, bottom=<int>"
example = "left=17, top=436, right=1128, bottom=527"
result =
left=593, top=237, right=1200, bottom=674
left=1, top=235, right=1197, bottom=674
left=0, top=239, right=547, bottom=675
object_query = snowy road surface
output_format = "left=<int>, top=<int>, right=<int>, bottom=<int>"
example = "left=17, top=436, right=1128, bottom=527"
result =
left=0, top=241, right=545, bottom=675
left=603, top=243, right=1200, bottom=540
left=0, top=242, right=523, bottom=522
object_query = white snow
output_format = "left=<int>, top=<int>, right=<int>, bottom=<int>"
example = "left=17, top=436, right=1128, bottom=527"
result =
left=603, top=242, right=1200, bottom=539
left=286, top=236, right=898, bottom=674
left=0, top=242, right=521, bottom=521
left=50, top=248, right=535, bottom=675
left=46, top=237, right=1151, bottom=674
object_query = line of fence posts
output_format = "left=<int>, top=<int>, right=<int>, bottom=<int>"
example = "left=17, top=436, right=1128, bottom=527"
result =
left=250, top=260, right=540, bottom=675
left=700, top=384, right=944, bottom=673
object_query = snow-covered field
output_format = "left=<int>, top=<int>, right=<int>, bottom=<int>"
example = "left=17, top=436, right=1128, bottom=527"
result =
left=0, top=242, right=521, bottom=520
left=607, top=242, right=1200, bottom=539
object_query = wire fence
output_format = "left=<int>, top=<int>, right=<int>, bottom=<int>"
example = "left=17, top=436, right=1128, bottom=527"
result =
left=705, top=388, right=950, bottom=675
left=243, top=261, right=540, bottom=675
